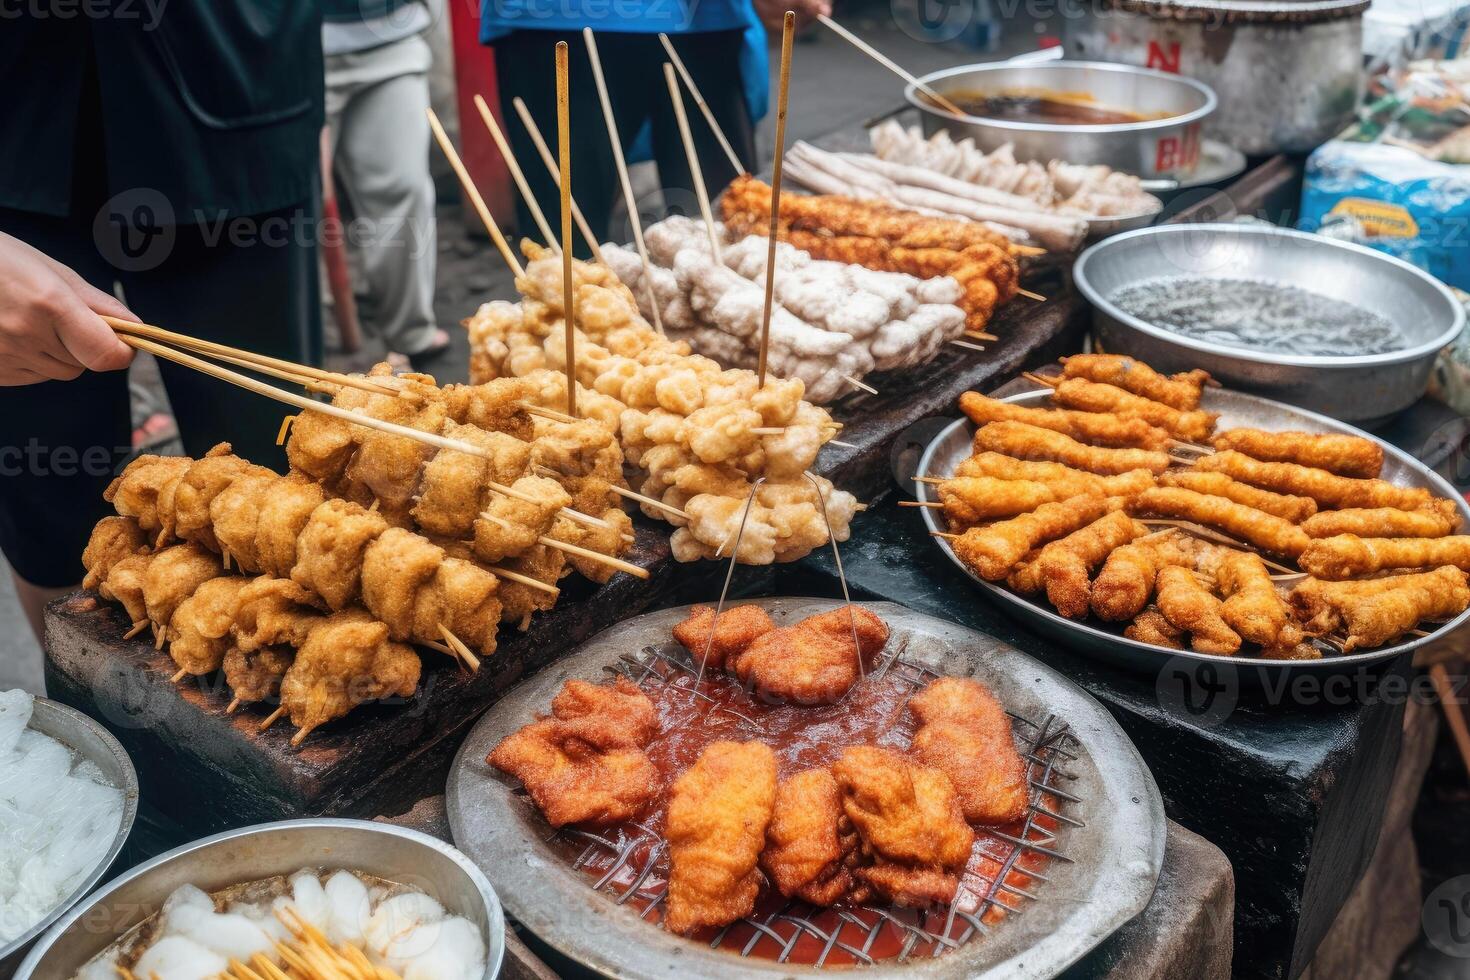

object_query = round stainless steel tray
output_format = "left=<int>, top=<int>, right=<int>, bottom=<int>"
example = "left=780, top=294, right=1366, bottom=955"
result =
left=915, top=387, right=1470, bottom=681
left=447, top=598, right=1165, bottom=980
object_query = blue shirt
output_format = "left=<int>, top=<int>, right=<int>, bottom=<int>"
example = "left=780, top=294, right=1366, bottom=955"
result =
left=480, top=0, right=755, bottom=41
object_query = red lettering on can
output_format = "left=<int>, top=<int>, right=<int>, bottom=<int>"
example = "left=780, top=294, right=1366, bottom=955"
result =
left=1146, top=40, right=1181, bottom=73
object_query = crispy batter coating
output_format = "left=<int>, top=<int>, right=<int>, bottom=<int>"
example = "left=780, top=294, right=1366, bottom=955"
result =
left=952, top=495, right=1115, bottom=581
left=232, top=576, right=323, bottom=653
left=762, top=768, right=859, bottom=906
left=1217, top=551, right=1298, bottom=648
left=105, top=454, right=193, bottom=539
left=81, top=516, right=149, bottom=592
left=909, top=678, right=1029, bottom=825
left=665, top=741, right=778, bottom=934
left=254, top=475, right=327, bottom=579
left=1155, top=565, right=1241, bottom=655
left=671, top=604, right=777, bottom=671
left=342, top=397, right=449, bottom=513
left=411, top=557, right=502, bottom=656
left=1299, top=534, right=1470, bottom=580
left=1160, top=470, right=1317, bottom=524
left=170, top=446, right=256, bottom=552
left=1292, top=566, right=1470, bottom=649
left=290, top=499, right=389, bottom=610
left=1124, top=608, right=1184, bottom=649
left=1195, top=451, right=1433, bottom=511
left=1059, top=354, right=1210, bottom=411
left=280, top=609, right=421, bottom=742
left=209, top=470, right=279, bottom=573
left=361, top=528, right=445, bottom=642
left=728, top=606, right=890, bottom=705
left=548, top=677, right=659, bottom=749
left=1051, top=378, right=1218, bottom=442
left=441, top=377, right=538, bottom=441
left=953, top=453, right=1156, bottom=499
left=1009, top=512, right=1146, bottom=617
left=973, top=421, right=1171, bottom=475
left=1213, top=428, right=1383, bottom=479
left=1291, top=570, right=1453, bottom=632
left=1091, top=531, right=1195, bottom=622
left=222, top=645, right=294, bottom=704
left=1260, top=642, right=1323, bottom=661
left=167, top=576, right=251, bottom=676
left=285, top=407, right=359, bottom=483
left=497, top=544, right=566, bottom=629
left=939, top=476, right=1063, bottom=527
left=1129, top=486, right=1311, bottom=558
left=1303, top=503, right=1460, bottom=540
left=101, top=553, right=153, bottom=625
left=473, top=476, right=570, bottom=563
left=959, top=391, right=1170, bottom=449
left=143, top=543, right=224, bottom=628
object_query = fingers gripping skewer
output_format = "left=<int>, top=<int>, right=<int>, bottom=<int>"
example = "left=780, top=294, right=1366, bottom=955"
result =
left=511, top=97, right=606, bottom=265
left=473, top=93, right=557, bottom=248
left=758, top=12, right=796, bottom=388
left=425, top=107, right=525, bottom=280
left=657, top=32, right=745, bottom=175
left=663, top=62, right=722, bottom=263
left=556, top=41, right=578, bottom=419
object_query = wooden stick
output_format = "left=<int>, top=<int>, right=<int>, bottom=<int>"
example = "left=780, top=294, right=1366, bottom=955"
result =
left=473, top=93, right=557, bottom=248
left=426, top=107, right=525, bottom=279
left=663, top=62, right=722, bottom=263
left=437, top=622, right=482, bottom=672
left=1022, top=371, right=1060, bottom=389
left=842, top=374, right=878, bottom=395
left=930, top=530, right=960, bottom=541
left=950, top=339, right=987, bottom=353
left=521, top=401, right=578, bottom=424
left=511, top=97, right=605, bottom=265
left=816, top=14, right=966, bottom=117
left=582, top=27, right=665, bottom=334
left=540, top=534, right=649, bottom=579
left=155, top=626, right=166, bottom=650
left=1430, top=663, right=1470, bottom=782
left=1017, top=287, right=1047, bottom=302
left=486, top=564, right=560, bottom=597
left=124, top=619, right=149, bottom=640
left=828, top=438, right=857, bottom=449
left=657, top=32, right=745, bottom=175
left=1169, top=438, right=1215, bottom=455
left=1013, top=244, right=1047, bottom=257
left=758, top=12, right=795, bottom=388
left=555, top=41, right=578, bottom=419
left=259, top=706, right=286, bottom=732
left=967, top=331, right=1000, bottom=342
left=898, top=500, right=942, bottom=509
left=171, top=667, right=187, bottom=683
left=226, top=698, right=242, bottom=715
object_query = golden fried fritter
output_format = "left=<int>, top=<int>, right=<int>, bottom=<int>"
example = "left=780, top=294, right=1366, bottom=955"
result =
left=1059, top=354, right=1210, bottom=411
left=1292, top=565, right=1470, bottom=651
left=1196, top=451, right=1432, bottom=512
left=168, top=576, right=251, bottom=676
left=209, top=469, right=278, bottom=573
left=1124, top=608, right=1184, bottom=649
left=1217, top=550, right=1298, bottom=649
left=143, top=543, right=224, bottom=628
left=232, top=576, right=323, bottom=653
left=290, top=499, right=389, bottom=611
left=973, top=421, right=1172, bottom=476
left=497, top=544, right=566, bottom=629
left=1050, top=377, right=1218, bottom=443
left=1129, top=486, right=1311, bottom=558
left=101, top=553, right=153, bottom=625
left=1300, top=534, right=1470, bottom=580
left=762, top=769, right=862, bottom=907
left=959, top=391, right=1171, bottom=450
left=1011, top=512, right=1146, bottom=618
left=222, top=646, right=294, bottom=705
left=81, top=516, right=149, bottom=591
left=549, top=676, right=658, bottom=749
left=1090, top=531, right=1195, bottom=622
left=410, top=557, right=502, bottom=656
left=671, top=604, right=777, bottom=671
left=1160, top=470, right=1317, bottom=524
left=909, top=677, right=1029, bottom=825
left=172, top=445, right=258, bottom=552
left=472, top=476, right=571, bottom=562
left=728, top=606, right=889, bottom=705
left=1213, top=428, right=1383, bottom=479
left=1155, top=565, right=1240, bottom=655
left=280, top=609, right=421, bottom=743
left=952, top=495, right=1115, bottom=581
left=254, top=475, right=327, bottom=580
left=489, top=719, right=660, bottom=828
left=665, top=741, right=778, bottom=934
left=361, top=528, right=445, bottom=642
left=1303, top=504, right=1461, bottom=540
left=105, top=454, right=193, bottom=539
left=285, top=409, right=358, bottom=483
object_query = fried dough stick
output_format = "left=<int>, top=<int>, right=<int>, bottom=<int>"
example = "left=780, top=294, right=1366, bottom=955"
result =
left=1195, top=451, right=1433, bottom=511
left=1301, top=566, right=1470, bottom=651
left=959, top=391, right=1170, bottom=450
left=1217, top=551, right=1298, bottom=648
left=1091, top=531, right=1197, bottom=622
left=1129, top=486, right=1311, bottom=558
left=1124, top=608, right=1184, bottom=649
left=951, top=495, right=1116, bottom=580
left=1160, top=470, right=1317, bottom=523
left=1303, top=503, right=1461, bottom=540
left=936, top=471, right=1153, bottom=528
left=1008, top=512, right=1147, bottom=618
left=1299, top=534, right=1470, bottom=580
left=1291, top=567, right=1469, bottom=636
left=953, top=452, right=1157, bottom=498
left=1059, top=353, right=1211, bottom=410
left=973, top=421, right=1172, bottom=475
left=1049, top=377, right=1218, bottom=443
left=1155, top=565, right=1241, bottom=655
left=1213, top=428, right=1384, bottom=479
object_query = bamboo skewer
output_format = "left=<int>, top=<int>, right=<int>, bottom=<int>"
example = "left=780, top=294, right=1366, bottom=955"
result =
left=657, top=32, right=745, bottom=175
left=968, top=331, right=1000, bottom=342
left=556, top=41, right=578, bottom=419
left=663, top=62, right=722, bottom=263
left=425, top=107, right=525, bottom=279
left=259, top=706, right=286, bottom=731
left=226, top=698, right=242, bottom=714
left=759, top=11, right=796, bottom=388
left=478, top=511, right=648, bottom=579
left=472, top=93, right=557, bottom=248
left=898, top=499, right=942, bottom=509
left=171, top=667, right=188, bottom=683
left=511, top=97, right=605, bottom=264
left=438, top=622, right=482, bottom=671
left=1017, top=287, right=1047, bottom=302
left=816, top=14, right=966, bottom=117
left=124, top=619, right=149, bottom=640
left=843, top=374, right=879, bottom=395
left=583, top=27, right=665, bottom=334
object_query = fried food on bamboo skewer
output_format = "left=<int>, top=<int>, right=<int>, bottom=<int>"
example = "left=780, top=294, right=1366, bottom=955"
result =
left=958, top=391, right=1170, bottom=449
left=1159, top=470, right=1317, bottom=523
left=953, top=452, right=1157, bottom=498
left=1302, top=503, right=1461, bottom=539
left=1155, top=564, right=1242, bottom=655
left=1299, top=534, right=1470, bottom=580
left=81, top=516, right=151, bottom=591
left=1059, top=353, right=1211, bottom=411
left=1007, top=512, right=1146, bottom=618
left=1216, top=551, right=1299, bottom=649
left=935, top=469, right=1151, bottom=526
left=1290, top=567, right=1469, bottom=635
left=1048, top=377, right=1218, bottom=443
left=1128, top=486, right=1311, bottom=558
left=951, top=494, right=1118, bottom=580
left=1124, top=607, right=1184, bottom=648
left=1090, top=530, right=1197, bottom=622
left=1194, top=451, right=1433, bottom=511
left=973, top=421, right=1172, bottom=475
left=1293, top=566, right=1470, bottom=651
left=1213, top=428, right=1384, bottom=479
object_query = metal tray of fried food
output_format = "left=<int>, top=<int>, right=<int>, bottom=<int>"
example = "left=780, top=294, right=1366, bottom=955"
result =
left=446, top=598, right=1165, bottom=980
left=915, top=387, right=1470, bottom=682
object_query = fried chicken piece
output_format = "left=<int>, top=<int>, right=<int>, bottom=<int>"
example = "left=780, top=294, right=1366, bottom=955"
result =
left=728, top=606, right=890, bottom=705
left=909, top=677, right=1029, bottom=825
left=664, top=741, right=778, bottom=934
left=497, top=544, right=566, bottom=629
left=81, top=516, right=149, bottom=591
left=1303, top=503, right=1461, bottom=540
left=254, top=475, right=327, bottom=580
left=278, top=609, right=420, bottom=743
left=549, top=676, right=659, bottom=749
left=101, top=553, right=153, bottom=625
left=1129, top=486, right=1311, bottom=559
left=974, top=421, right=1172, bottom=476
left=209, top=469, right=279, bottom=573
left=762, top=769, right=860, bottom=906
left=105, top=454, right=193, bottom=540
left=441, top=377, right=538, bottom=442
left=360, top=527, right=445, bottom=642
left=1059, top=353, right=1210, bottom=411
left=290, top=499, right=389, bottom=610
left=1160, top=470, right=1317, bottom=524
left=1196, top=451, right=1433, bottom=511
left=1290, top=566, right=1470, bottom=650
left=1124, top=608, right=1184, bottom=649
left=172, top=445, right=259, bottom=553
left=951, top=495, right=1115, bottom=581
left=1213, top=428, right=1384, bottom=479
left=833, top=746, right=974, bottom=907
left=1090, top=530, right=1196, bottom=622
left=1155, top=565, right=1241, bottom=655
left=1051, top=377, right=1218, bottom=443
left=953, top=452, right=1155, bottom=499
left=1217, top=550, right=1299, bottom=649
left=143, top=543, right=224, bottom=628
left=670, top=604, right=777, bottom=671
left=1008, top=511, right=1146, bottom=618
left=284, top=409, right=359, bottom=484
left=167, top=576, right=251, bottom=676
left=232, top=576, right=324, bottom=653
left=958, top=391, right=1171, bottom=450
left=1299, top=534, right=1470, bottom=580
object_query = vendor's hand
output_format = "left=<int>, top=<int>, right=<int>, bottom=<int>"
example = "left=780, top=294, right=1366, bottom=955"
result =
left=754, top=0, right=831, bottom=31
left=0, top=231, right=136, bottom=386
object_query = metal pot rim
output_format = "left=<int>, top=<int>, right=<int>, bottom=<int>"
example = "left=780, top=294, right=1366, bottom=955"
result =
left=1073, top=223, right=1467, bottom=367
left=906, top=61, right=1218, bottom=134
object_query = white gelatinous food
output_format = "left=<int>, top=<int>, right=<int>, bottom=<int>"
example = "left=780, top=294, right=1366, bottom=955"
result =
left=0, top=690, right=124, bottom=945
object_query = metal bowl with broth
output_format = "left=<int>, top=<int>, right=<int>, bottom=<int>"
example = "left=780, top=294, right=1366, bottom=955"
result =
left=1073, top=224, right=1466, bottom=423
left=906, top=61, right=1216, bottom=180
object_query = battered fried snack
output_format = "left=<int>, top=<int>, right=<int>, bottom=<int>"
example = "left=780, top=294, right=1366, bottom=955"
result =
left=1050, top=377, right=1218, bottom=443
left=1155, top=565, right=1241, bottom=655
left=937, top=469, right=1153, bottom=528
left=1090, top=531, right=1196, bottom=622
left=953, top=452, right=1157, bottom=499
left=549, top=677, right=659, bottom=750
left=1128, top=486, right=1311, bottom=558
left=1059, top=354, right=1211, bottom=411
left=1124, top=608, right=1184, bottom=649
left=973, top=421, right=1172, bottom=475
left=1160, top=470, right=1317, bottom=524
left=105, top=453, right=194, bottom=542
left=762, top=769, right=862, bottom=906
left=1217, top=551, right=1298, bottom=649
left=1302, top=503, right=1461, bottom=540
left=1009, top=512, right=1146, bottom=618
left=1195, top=451, right=1433, bottom=511
left=100, top=554, right=154, bottom=625
left=1260, top=642, right=1324, bottom=661
left=167, top=576, right=252, bottom=676
left=665, top=741, right=779, bottom=934
left=222, top=646, right=294, bottom=707
left=290, top=499, right=390, bottom=611
left=671, top=604, right=777, bottom=670
left=143, top=543, right=225, bottom=629
left=172, top=445, right=265, bottom=553
left=1299, top=534, right=1470, bottom=580
left=729, top=606, right=891, bottom=705
left=81, top=516, right=150, bottom=592
left=1291, top=567, right=1470, bottom=647
left=1213, top=428, right=1384, bottom=479
left=909, top=678, right=1029, bottom=824
left=958, top=391, right=1171, bottom=450
left=952, top=495, right=1116, bottom=581
left=253, top=475, right=327, bottom=580
left=280, top=609, right=422, bottom=744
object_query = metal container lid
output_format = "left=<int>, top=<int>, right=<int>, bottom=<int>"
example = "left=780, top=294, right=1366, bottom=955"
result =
left=1095, top=0, right=1370, bottom=25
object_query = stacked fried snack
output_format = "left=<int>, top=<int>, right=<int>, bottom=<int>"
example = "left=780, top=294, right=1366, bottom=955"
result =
left=933, top=353, right=1470, bottom=657
left=465, top=243, right=858, bottom=564
left=488, top=606, right=1032, bottom=935
left=720, top=174, right=1021, bottom=335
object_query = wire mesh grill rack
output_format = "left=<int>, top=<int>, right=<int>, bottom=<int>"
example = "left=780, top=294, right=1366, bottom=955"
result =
left=530, top=640, right=1086, bottom=968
